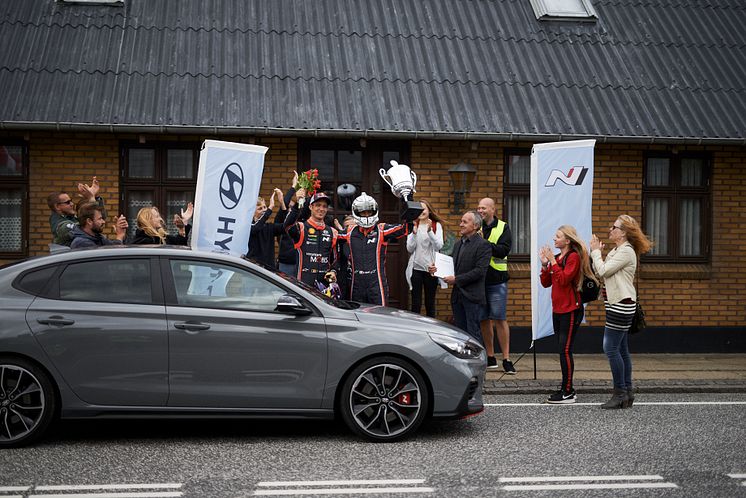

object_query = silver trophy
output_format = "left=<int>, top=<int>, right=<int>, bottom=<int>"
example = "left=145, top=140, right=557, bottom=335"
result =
left=379, top=160, right=424, bottom=221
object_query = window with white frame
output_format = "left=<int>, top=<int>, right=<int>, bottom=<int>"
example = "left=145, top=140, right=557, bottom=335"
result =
left=642, top=153, right=711, bottom=263
left=529, top=0, right=598, bottom=21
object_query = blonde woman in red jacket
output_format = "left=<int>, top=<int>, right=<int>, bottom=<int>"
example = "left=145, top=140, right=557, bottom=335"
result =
left=540, top=225, right=597, bottom=404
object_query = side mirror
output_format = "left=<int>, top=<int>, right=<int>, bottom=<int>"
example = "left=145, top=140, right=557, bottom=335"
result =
left=275, top=294, right=313, bottom=316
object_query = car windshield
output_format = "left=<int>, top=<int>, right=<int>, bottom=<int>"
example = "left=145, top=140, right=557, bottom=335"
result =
left=244, top=257, right=359, bottom=310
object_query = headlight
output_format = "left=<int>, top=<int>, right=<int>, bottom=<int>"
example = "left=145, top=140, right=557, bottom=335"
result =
left=428, top=333, right=483, bottom=359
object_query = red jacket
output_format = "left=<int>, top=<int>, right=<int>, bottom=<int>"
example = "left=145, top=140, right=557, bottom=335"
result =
left=540, top=251, right=582, bottom=314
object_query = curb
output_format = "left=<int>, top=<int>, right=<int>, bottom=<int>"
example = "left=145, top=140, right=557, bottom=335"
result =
left=483, top=380, right=746, bottom=395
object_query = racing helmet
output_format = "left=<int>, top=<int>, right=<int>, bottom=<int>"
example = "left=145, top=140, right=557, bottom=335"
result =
left=351, top=192, right=379, bottom=228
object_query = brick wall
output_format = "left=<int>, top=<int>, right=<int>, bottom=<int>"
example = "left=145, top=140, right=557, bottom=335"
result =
left=2, top=131, right=745, bottom=329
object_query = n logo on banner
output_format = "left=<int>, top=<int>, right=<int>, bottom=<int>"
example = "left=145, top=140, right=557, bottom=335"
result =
left=544, top=167, right=589, bottom=187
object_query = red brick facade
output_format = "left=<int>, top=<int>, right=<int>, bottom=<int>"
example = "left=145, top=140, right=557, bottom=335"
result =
left=2, top=131, right=745, bottom=330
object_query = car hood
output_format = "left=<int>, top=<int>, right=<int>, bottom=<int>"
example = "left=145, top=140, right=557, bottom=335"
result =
left=353, top=305, right=472, bottom=341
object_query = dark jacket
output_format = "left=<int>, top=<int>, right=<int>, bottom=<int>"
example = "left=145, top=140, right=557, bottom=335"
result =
left=69, top=226, right=123, bottom=249
left=450, top=233, right=492, bottom=305
left=481, top=217, right=511, bottom=284
left=132, top=224, right=191, bottom=245
left=276, top=187, right=298, bottom=265
left=248, top=209, right=284, bottom=268
left=49, top=196, right=106, bottom=246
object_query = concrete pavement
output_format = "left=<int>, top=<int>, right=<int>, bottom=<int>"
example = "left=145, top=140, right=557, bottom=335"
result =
left=484, top=353, right=746, bottom=394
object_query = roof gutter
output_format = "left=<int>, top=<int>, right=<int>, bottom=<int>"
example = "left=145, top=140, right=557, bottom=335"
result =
left=2, top=121, right=744, bottom=146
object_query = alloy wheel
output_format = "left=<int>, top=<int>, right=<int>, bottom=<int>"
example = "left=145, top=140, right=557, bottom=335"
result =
left=0, top=364, right=47, bottom=445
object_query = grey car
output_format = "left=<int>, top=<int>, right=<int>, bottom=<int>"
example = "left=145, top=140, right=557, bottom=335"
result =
left=0, top=246, right=485, bottom=447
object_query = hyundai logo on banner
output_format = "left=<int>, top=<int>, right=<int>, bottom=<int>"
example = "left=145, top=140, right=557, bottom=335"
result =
left=219, top=163, right=244, bottom=209
left=544, top=167, right=589, bottom=187
left=191, top=140, right=268, bottom=257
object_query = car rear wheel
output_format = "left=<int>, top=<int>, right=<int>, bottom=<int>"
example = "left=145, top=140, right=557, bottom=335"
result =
left=340, top=356, right=429, bottom=442
left=0, top=357, right=56, bottom=448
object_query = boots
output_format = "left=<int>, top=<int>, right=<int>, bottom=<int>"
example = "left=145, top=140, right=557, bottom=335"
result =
left=623, top=388, right=635, bottom=408
left=600, top=388, right=628, bottom=409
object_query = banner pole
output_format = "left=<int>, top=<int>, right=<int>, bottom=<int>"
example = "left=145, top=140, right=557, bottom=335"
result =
left=532, top=340, right=537, bottom=380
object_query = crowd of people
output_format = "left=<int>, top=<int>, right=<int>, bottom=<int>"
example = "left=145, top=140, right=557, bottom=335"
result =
left=47, top=173, right=651, bottom=408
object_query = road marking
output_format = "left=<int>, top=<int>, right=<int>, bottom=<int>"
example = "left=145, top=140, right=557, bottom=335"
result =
left=499, top=474, right=678, bottom=491
left=727, top=474, right=746, bottom=486
left=254, top=488, right=434, bottom=496
left=0, top=487, right=30, bottom=492
left=499, top=475, right=665, bottom=482
left=502, top=482, right=678, bottom=491
left=29, top=494, right=182, bottom=498
left=35, top=485, right=182, bottom=491
left=254, top=479, right=433, bottom=496
left=486, top=401, right=746, bottom=406
left=257, top=480, right=426, bottom=487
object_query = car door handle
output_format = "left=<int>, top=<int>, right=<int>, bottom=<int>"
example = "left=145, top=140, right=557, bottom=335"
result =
left=36, top=316, right=75, bottom=326
left=173, top=321, right=211, bottom=331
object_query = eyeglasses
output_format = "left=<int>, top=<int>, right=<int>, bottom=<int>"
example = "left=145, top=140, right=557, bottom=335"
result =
left=57, top=199, right=73, bottom=205
left=610, top=225, right=622, bottom=231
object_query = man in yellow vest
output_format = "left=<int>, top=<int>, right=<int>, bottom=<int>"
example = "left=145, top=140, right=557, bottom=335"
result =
left=477, top=197, right=515, bottom=373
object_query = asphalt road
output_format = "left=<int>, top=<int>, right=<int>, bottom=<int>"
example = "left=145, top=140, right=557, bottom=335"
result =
left=1, top=393, right=745, bottom=497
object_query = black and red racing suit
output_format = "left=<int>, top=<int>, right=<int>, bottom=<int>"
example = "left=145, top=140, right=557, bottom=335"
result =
left=338, top=223, right=408, bottom=306
left=284, top=206, right=339, bottom=287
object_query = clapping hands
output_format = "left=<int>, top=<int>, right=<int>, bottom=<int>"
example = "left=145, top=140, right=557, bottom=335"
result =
left=77, top=176, right=100, bottom=201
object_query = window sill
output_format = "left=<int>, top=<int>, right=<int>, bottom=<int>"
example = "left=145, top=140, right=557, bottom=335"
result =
left=508, top=263, right=711, bottom=280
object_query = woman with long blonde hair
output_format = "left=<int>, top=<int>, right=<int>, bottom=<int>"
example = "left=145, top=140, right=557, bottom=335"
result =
left=539, top=224, right=597, bottom=404
left=590, top=214, right=652, bottom=409
left=133, top=203, right=193, bottom=245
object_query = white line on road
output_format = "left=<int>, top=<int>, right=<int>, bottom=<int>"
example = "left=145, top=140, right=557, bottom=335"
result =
left=727, top=474, right=746, bottom=478
left=499, top=475, right=664, bottom=483
left=0, top=487, right=30, bottom=492
left=29, top=494, right=182, bottom=498
left=257, top=480, right=425, bottom=487
left=35, top=485, right=182, bottom=491
left=486, top=401, right=746, bottom=406
left=253, top=487, right=434, bottom=496
left=502, top=482, right=678, bottom=491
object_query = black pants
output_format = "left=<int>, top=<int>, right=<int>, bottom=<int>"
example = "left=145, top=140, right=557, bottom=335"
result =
left=410, top=269, right=438, bottom=318
left=553, top=307, right=585, bottom=392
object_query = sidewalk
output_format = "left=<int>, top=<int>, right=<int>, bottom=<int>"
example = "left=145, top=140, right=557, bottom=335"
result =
left=484, top=354, right=746, bottom=394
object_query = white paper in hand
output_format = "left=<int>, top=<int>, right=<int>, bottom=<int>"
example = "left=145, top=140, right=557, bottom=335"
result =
left=434, top=253, right=454, bottom=279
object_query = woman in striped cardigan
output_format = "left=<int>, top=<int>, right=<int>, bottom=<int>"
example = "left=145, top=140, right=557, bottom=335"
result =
left=590, top=215, right=652, bottom=409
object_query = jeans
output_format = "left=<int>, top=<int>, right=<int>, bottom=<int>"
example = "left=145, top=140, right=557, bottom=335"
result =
left=452, top=296, right=485, bottom=346
left=278, top=262, right=297, bottom=277
left=411, top=269, right=438, bottom=318
left=603, top=326, right=632, bottom=390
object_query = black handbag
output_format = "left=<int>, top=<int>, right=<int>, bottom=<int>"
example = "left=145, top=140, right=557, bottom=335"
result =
left=629, top=302, right=646, bottom=334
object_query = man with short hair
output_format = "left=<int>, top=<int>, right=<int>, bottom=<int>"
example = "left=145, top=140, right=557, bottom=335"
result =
left=70, top=203, right=128, bottom=249
left=440, top=211, right=492, bottom=346
left=47, top=176, right=106, bottom=246
left=283, top=190, right=339, bottom=287
left=476, top=197, right=515, bottom=373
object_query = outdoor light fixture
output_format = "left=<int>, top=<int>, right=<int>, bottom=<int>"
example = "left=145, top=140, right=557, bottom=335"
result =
left=448, top=161, right=477, bottom=213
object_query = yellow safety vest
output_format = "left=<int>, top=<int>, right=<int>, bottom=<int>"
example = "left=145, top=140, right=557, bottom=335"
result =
left=487, top=220, right=508, bottom=271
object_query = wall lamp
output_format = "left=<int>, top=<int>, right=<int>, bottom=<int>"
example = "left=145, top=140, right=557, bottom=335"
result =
left=448, top=161, right=477, bottom=213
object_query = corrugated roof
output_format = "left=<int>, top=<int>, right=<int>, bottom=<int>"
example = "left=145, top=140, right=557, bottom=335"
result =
left=1, top=0, right=744, bottom=141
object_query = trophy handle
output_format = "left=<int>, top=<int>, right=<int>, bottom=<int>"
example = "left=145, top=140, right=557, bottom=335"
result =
left=410, top=171, right=417, bottom=192
left=379, top=168, right=393, bottom=188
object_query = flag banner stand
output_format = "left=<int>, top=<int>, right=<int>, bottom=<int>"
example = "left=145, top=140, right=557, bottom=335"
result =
left=530, top=140, right=595, bottom=375
left=191, top=140, right=268, bottom=257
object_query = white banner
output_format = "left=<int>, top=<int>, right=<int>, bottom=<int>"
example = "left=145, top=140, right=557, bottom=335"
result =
left=191, top=140, right=268, bottom=256
left=531, top=140, right=595, bottom=340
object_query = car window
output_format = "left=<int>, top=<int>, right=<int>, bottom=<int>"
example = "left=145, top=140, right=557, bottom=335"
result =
left=15, top=265, right=57, bottom=296
left=169, top=260, right=287, bottom=312
left=59, top=259, right=153, bottom=304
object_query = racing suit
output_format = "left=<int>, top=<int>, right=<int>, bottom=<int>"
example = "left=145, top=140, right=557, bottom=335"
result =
left=338, top=223, right=408, bottom=306
left=284, top=205, right=339, bottom=287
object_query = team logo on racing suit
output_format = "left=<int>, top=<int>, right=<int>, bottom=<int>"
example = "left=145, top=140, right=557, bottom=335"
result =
left=308, top=228, right=316, bottom=235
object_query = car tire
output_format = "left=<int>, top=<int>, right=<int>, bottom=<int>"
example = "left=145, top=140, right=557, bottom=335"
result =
left=0, top=357, right=57, bottom=448
left=340, top=356, right=429, bottom=442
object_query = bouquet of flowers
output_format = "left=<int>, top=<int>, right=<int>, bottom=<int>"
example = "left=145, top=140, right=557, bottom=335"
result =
left=295, top=168, right=322, bottom=197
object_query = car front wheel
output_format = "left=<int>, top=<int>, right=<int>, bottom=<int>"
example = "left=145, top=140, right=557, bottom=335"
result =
left=0, top=357, right=56, bottom=448
left=340, top=356, right=429, bottom=442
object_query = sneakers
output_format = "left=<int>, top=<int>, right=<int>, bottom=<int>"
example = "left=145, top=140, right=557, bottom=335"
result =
left=502, top=359, right=517, bottom=375
left=546, top=389, right=577, bottom=404
left=486, top=356, right=500, bottom=370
